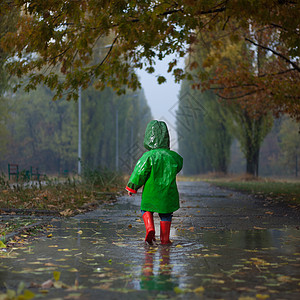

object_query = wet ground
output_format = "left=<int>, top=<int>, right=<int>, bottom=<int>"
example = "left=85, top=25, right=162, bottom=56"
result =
left=1, top=181, right=300, bottom=299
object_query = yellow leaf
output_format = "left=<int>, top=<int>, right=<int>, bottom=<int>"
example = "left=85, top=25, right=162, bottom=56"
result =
left=23, top=289, right=35, bottom=300
left=77, top=230, right=83, bottom=235
left=68, top=268, right=78, bottom=272
left=253, top=226, right=266, bottom=230
left=256, top=294, right=269, bottom=300
left=174, top=287, right=184, bottom=294
left=53, top=271, right=61, bottom=281
left=47, top=234, right=53, bottom=238
left=176, top=245, right=183, bottom=248
left=0, top=241, right=6, bottom=248
left=194, top=286, right=205, bottom=293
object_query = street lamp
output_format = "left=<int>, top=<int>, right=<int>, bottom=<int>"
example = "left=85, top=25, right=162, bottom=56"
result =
left=78, top=86, right=82, bottom=176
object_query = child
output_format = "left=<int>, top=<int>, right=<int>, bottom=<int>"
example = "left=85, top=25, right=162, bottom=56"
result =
left=126, top=120, right=183, bottom=244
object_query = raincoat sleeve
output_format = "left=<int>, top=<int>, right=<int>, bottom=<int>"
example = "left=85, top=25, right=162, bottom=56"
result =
left=126, top=153, right=151, bottom=194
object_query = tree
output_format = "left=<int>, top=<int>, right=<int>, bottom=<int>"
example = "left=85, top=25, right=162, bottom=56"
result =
left=228, top=106, right=273, bottom=176
left=0, top=5, right=18, bottom=161
left=1, top=83, right=151, bottom=174
left=197, top=23, right=300, bottom=121
left=0, top=0, right=299, bottom=119
left=177, top=80, right=232, bottom=175
left=279, top=117, right=300, bottom=177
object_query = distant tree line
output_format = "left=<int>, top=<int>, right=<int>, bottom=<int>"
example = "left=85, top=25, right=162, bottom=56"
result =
left=177, top=83, right=299, bottom=177
left=0, top=85, right=151, bottom=175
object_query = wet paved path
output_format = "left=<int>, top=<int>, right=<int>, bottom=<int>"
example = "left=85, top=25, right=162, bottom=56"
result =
left=1, top=181, right=300, bottom=299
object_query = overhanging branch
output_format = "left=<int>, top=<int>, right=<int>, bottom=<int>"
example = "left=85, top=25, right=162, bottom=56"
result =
left=245, top=38, right=300, bottom=72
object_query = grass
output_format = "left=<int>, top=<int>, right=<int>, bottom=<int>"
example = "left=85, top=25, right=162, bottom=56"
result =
left=179, top=174, right=300, bottom=204
left=0, top=218, right=38, bottom=238
left=0, top=170, right=125, bottom=244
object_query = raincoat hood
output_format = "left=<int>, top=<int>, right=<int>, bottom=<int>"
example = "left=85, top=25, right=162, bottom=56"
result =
left=143, top=120, right=170, bottom=150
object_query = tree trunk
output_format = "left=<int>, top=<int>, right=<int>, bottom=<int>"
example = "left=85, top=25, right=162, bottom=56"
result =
left=246, top=144, right=260, bottom=176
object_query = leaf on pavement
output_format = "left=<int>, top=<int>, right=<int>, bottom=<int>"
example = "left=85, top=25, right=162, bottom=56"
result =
left=256, top=294, right=270, bottom=300
left=41, top=279, right=54, bottom=289
left=193, top=286, right=205, bottom=293
left=53, top=271, right=61, bottom=281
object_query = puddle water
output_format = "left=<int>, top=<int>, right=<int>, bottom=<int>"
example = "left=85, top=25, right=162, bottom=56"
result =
left=1, top=181, right=299, bottom=298
left=0, top=218, right=299, bottom=299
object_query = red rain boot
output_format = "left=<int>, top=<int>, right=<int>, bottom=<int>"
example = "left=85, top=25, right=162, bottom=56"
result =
left=142, top=211, right=155, bottom=243
left=160, top=221, right=172, bottom=245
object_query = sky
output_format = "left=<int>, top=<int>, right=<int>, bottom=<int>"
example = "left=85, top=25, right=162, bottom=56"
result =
left=137, top=55, right=184, bottom=150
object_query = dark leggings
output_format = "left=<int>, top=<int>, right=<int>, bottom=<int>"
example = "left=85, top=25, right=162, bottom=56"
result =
left=141, top=210, right=173, bottom=222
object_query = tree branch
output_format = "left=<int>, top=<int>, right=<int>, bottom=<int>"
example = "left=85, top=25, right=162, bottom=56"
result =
left=216, top=89, right=264, bottom=100
left=245, top=37, right=300, bottom=72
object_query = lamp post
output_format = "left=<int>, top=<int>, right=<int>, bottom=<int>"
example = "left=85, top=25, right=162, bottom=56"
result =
left=116, top=109, right=119, bottom=171
left=78, top=86, right=82, bottom=176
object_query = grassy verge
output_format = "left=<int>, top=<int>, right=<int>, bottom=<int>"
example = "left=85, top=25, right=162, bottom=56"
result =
left=179, top=174, right=300, bottom=204
left=0, top=170, right=125, bottom=244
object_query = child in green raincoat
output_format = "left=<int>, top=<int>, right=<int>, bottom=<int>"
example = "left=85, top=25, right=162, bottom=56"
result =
left=126, top=120, right=183, bottom=244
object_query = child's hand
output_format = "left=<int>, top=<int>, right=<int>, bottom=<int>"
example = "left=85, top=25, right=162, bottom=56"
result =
left=128, top=191, right=133, bottom=197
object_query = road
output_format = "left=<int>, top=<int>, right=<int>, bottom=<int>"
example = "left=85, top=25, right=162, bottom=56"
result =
left=0, top=181, right=299, bottom=299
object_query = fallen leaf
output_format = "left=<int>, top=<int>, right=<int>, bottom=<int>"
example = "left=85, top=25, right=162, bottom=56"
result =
left=256, top=294, right=270, bottom=300
left=68, top=268, right=78, bottom=272
left=41, top=279, right=54, bottom=289
left=253, top=226, right=266, bottom=230
left=194, top=286, right=205, bottom=293
left=53, top=271, right=61, bottom=281
left=60, top=209, right=73, bottom=216
left=277, top=275, right=291, bottom=282
left=22, top=289, right=35, bottom=299
left=174, top=287, right=184, bottom=294
left=265, top=211, right=274, bottom=215
left=176, top=245, right=183, bottom=248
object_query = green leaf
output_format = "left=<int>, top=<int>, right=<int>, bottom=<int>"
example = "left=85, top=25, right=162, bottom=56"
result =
left=157, top=76, right=166, bottom=84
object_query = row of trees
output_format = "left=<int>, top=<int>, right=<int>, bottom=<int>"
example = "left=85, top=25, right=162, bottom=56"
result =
left=0, top=85, right=151, bottom=175
left=1, top=1, right=299, bottom=121
left=177, top=17, right=299, bottom=176
left=177, top=84, right=299, bottom=176
left=0, top=7, right=152, bottom=176
left=0, top=1, right=299, bottom=178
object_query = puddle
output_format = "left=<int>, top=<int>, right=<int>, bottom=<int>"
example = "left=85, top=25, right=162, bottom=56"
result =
left=0, top=218, right=299, bottom=299
left=0, top=181, right=299, bottom=299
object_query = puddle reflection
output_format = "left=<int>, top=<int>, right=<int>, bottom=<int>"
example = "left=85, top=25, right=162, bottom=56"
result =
left=140, top=246, right=177, bottom=291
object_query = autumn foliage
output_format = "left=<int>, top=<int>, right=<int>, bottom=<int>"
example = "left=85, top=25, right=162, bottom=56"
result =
left=0, top=0, right=299, bottom=119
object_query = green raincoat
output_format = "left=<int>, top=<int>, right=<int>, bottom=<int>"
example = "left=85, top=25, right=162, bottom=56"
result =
left=126, top=120, right=183, bottom=214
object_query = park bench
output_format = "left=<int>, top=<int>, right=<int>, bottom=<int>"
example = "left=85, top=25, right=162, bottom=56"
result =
left=30, top=166, right=40, bottom=181
left=8, top=163, right=19, bottom=181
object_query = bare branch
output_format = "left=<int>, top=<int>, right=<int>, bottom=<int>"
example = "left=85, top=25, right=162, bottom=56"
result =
left=245, top=37, right=300, bottom=72
left=216, top=89, right=264, bottom=100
